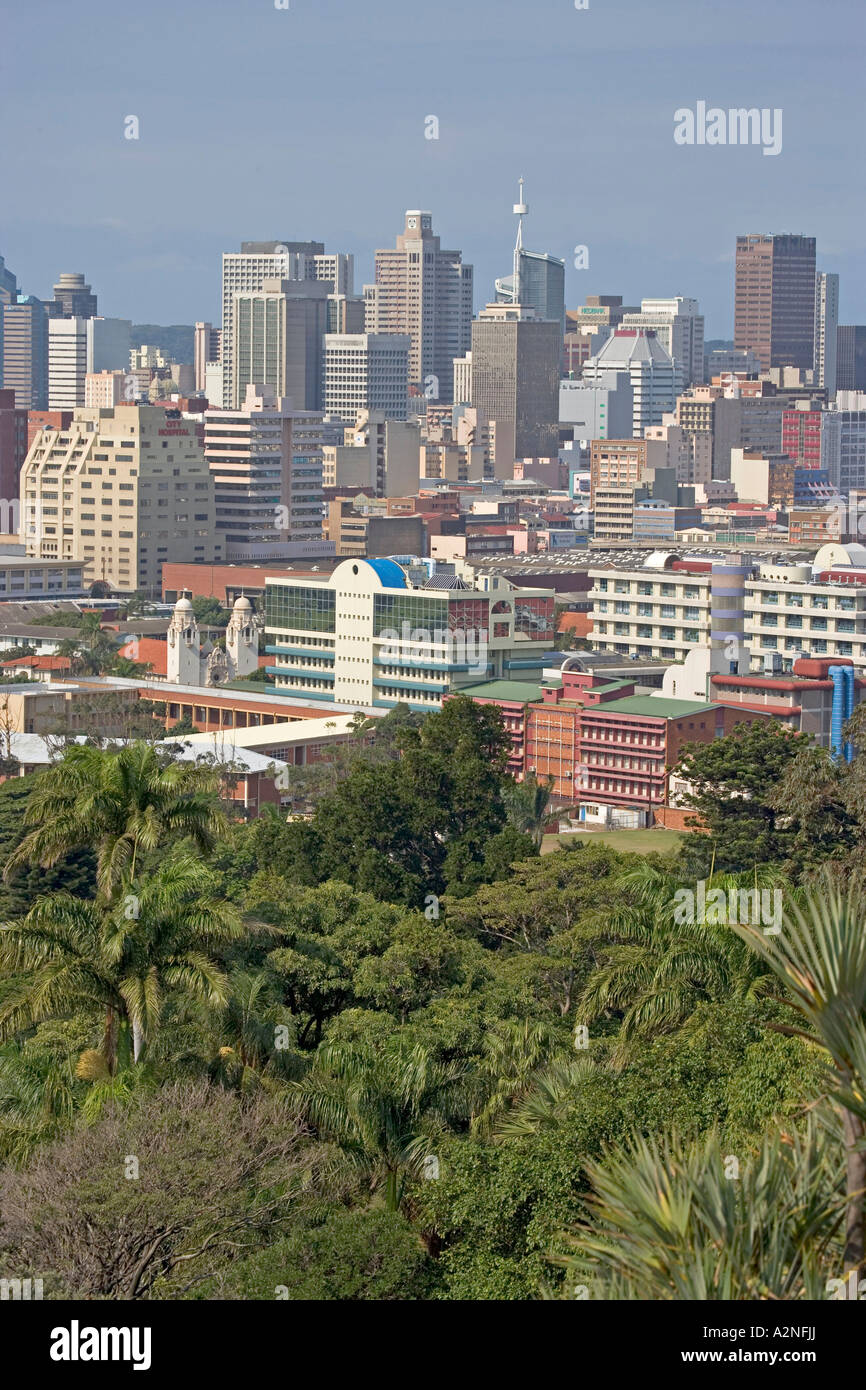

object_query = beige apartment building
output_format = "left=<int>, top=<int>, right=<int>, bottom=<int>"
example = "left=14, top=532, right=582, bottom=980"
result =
left=21, top=403, right=222, bottom=593
left=321, top=411, right=421, bottom=498
left=590, top=564, right=713, bottom=661
left=588, top=557, right=866, bottom=668
left=589, top=439, right=667, bottom=509
left=367, top=212, right=473, bottom=402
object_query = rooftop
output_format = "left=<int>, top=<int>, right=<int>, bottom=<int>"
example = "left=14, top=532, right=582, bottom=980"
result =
left=455, top=679, right=543, bottom=703
left=586, top=695, right=717, bottom=719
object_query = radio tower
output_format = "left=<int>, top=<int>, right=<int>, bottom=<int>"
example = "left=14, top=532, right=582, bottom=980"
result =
left=512, top=177, right=529, bottom=307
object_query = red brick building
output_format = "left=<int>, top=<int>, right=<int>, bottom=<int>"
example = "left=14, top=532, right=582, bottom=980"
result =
left=458, top=665, right=770, bottom=824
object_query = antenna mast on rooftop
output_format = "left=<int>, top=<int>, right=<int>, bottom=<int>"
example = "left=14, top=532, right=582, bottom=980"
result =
left=512, top=176, right=528, bottom=307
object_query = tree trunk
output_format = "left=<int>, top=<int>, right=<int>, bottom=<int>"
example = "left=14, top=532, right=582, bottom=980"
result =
left=132, top=1020, right=144, bottom=1064
left=842, top=1105, right=866, bottom=1277
left=384, top=1169, right=400, bottom=1212
left=103, top=1008, right=119, bottom=1075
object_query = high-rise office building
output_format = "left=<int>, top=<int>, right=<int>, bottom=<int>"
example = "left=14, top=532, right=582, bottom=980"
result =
left=48, top=319, right=87, bottom=408
left=814, top=272, right=839, bottom=394
left=204, top=383, right=325, bottom=562
left=194, top=322, right=221, bottom=393
left=231, top=279, right=330, bottom=410
left=220, top=241, right=352, bottom=410
left=734, top=233, right=817, bottom=371
left=326, top=294, right=366, bottom=335
left=581, top=329, right=682, bottom=438
left=837, top=326, right=866, bottom=392
left=470, top=303, right=560, bottom=474
left=621, top=298, right=705, bottom=385
left=822, top=392, right=866, bottom=493
left=48, top=272, right=97, bottom=320
left=367, top=211, right=473, bottom=403
left=496, top=250, right=565, bottom=331
left=0, top=297, right=48, bottom=409
left=0, top=256, right=17, bottom=305
left=494, top=181, right=565, bottom=333
left=48, top=317, right=132, bottom=408
left=21, top=403, right=222, bottom=591
left=0, top=388, right=28, bottom=505
left=323, top=333, right=410, bottom=423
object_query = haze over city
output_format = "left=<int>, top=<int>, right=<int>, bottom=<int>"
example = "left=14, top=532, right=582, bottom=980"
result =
left=3, top=0, right=864, bottom=332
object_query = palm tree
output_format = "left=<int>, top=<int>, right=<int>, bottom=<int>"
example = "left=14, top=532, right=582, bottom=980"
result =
left=559, top=1121, right=842, bottom=1300
left=4, top=741, right=228, bottom=901
left=503, top=775, right=555, bottom=846
left=731, top=871, right=866, bottom=1279
left=291, top=1039, right=471, bottom=1213
left=493, top=1055, right=598, bottom=1139
left=0, top=850, right=242, bottom=1071
left=472, top=1018, right=561, bottom=1136
left=578, top=861, right=780, bottom=1059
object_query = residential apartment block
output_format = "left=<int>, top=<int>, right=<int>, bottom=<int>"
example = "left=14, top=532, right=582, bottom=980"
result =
left=20, top=403, right=223, bottom=593
left=203, top=384, right=325, bottom=563
left=588, top=549, right=866, bottom=671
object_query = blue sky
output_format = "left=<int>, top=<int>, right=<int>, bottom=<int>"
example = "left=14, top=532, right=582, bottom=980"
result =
left=2, top=0, right=863, bottom=336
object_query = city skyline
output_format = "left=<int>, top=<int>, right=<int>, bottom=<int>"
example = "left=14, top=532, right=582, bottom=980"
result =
left=2, top=0, right=863, bottom=335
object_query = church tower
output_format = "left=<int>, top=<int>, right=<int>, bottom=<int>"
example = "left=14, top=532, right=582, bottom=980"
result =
left=166, top=593, right=202, bottom=684
left=226, top=594, right=259, bottom=679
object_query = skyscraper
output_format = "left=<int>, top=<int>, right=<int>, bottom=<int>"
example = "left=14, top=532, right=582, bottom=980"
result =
left=471, top=303, right=560, bottom=474
left=204, top=384, right=325, bottom=562
left=367, top=212, right=473, bottom=403
left=323, top=334, right=410, bottom=424
left=814, top=272, right=839, bottom=394
left=220, top=241, right=352, bottom=410
left=837, top=326, right=866, bottom=392
left=231, top=279, right=330, bottom=410
left=48, top=271, right=97, bottom=319
left=48, top=317, right=131, bottom=408
left=494, top=180, right=565, bottom=332
left=0, top=256, right=17, bottom=305
left=0, top=296, right=48, bottom=409
left=581, top=329, right=682, bottom=438
left=621, top=298, right=705, bottom=385
left=734, top=233, right=817, bottom=371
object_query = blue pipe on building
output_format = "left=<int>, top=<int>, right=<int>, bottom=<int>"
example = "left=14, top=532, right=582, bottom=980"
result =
left=829, top=665, right=855, bottom=762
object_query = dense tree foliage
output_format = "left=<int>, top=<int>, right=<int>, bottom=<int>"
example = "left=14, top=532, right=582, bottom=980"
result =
left=0, top=713, right=865, bottom=1300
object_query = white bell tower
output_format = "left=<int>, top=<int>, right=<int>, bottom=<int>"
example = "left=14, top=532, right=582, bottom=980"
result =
left=226, top=594, right=259, bottom=680
left=167, top=594, right=202, bottom=684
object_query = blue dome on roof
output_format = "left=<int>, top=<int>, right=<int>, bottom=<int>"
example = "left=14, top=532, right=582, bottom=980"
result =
left=364, top=557, right=407, bottom=588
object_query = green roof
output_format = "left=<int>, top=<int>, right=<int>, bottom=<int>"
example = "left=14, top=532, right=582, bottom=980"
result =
left=591, top=696, right=718, bottom=719
left=457, top=680, right=543, bottom=703
left=587, top=679, right=633, bottom=693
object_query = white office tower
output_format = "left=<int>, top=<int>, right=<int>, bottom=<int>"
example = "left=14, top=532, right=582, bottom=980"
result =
left=323, top=334, right=410, bottom=423
left=581, top=329, right=682, bottom=437
left=620, top=298, right=705, bottom=386
left=814, top=272, right=839, bottom=395
left=48, top=317, right=131, bottom=408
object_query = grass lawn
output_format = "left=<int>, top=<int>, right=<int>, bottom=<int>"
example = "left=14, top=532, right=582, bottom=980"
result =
left=541, top=827, right=685, bottom=856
